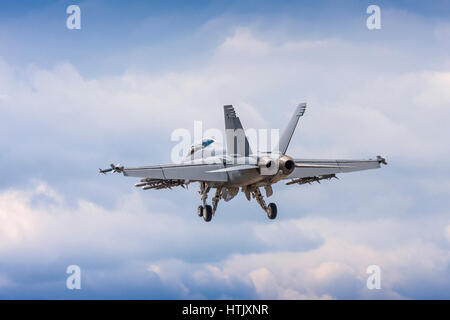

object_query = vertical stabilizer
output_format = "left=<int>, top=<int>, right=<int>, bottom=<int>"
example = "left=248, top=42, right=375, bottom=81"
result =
left=224, top=105, right=252, bottom=156
left=276, top=103, right=306, bottom=154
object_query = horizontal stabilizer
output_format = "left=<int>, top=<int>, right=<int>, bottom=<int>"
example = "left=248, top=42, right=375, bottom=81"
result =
left=123, top=163, right=228, bottom=182
left=286, top=158, right=382, bottom=180
left=295, top=163, right=353, bottom=168
left=207, top=164, right=258, bottom=173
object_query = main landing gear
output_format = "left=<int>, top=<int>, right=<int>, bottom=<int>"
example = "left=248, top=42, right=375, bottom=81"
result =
left=250, top=187, right=277, bottom=220
left=197, top=183, right=277, bottom=222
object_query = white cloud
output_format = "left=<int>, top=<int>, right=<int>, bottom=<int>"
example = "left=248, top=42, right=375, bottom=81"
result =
left=1, top=183, right=449, bottom=298
left=1, top=20, right=450, bottom=299
left=146, top=223, right=449, bottom=299
left=1, top=28, right=449, bottom=166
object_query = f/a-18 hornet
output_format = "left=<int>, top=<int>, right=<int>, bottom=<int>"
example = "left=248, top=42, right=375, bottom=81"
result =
left=100, top=103, right=387, bottom=222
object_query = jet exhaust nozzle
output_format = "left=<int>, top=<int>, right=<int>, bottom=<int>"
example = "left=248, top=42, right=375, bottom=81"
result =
left=258, top=156, right=273, bottom=169
left=278, top=155, right=295, bottom=175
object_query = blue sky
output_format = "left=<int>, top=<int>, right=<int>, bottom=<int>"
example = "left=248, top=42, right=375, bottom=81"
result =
left=0, top=0, right=449, bottom=299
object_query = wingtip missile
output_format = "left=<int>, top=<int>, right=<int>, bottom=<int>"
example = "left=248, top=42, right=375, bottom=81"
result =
left=99, top=163, right=124, bottom=174
left=376, top=155, right=387, bottom=165
left=99, top=167, right=112, bottom=174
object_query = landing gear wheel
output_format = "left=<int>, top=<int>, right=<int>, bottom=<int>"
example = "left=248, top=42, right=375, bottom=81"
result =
left=203, top=205, right=212, bottom=222
left=198, top=205, right=204, bottom=217
left=267, top=203, right=277, bottom=220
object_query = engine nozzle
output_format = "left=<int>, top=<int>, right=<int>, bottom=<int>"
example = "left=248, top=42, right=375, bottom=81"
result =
left=258, top=156, right=273, bottom=169
left=278, top=155, right=295, bottom=175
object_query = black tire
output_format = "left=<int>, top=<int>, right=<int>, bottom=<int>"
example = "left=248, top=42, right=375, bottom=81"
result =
left=203, top=205, right=212, bottom=222
left=198, top=205, right=204, bottom=217
left=267, top=203, right=277, bottom=220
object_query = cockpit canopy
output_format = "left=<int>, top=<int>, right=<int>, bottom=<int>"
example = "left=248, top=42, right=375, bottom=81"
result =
left=201, top=138, right=215, bottom=148
left=187, top=138, right=216, bottom=157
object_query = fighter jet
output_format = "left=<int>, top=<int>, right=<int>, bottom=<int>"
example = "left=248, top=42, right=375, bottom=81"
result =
left=100, top=103, right=386, bottom=222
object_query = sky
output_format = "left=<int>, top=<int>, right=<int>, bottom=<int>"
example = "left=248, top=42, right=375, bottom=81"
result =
left=0, top=0, right=449, bottom=299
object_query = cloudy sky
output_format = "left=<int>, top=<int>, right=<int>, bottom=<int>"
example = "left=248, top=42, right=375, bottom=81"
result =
left=1, top=0, right=449, bottom=299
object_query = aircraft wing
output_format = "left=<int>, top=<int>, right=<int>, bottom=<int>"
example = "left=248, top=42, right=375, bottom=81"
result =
left=285, top=156, right=386, bottom=184
left=122, top=162, right=228, bottom=182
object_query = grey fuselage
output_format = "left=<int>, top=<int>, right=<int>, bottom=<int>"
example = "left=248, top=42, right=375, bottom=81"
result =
left=182, top=144, right=292, bottom=188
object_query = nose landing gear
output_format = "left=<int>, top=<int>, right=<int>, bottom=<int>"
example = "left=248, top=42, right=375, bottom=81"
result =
left=197, top=183, right=220, bottom=222
left=202, top=205, right=212, bottom=222
left=197, top=205, right=212, bottom=221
